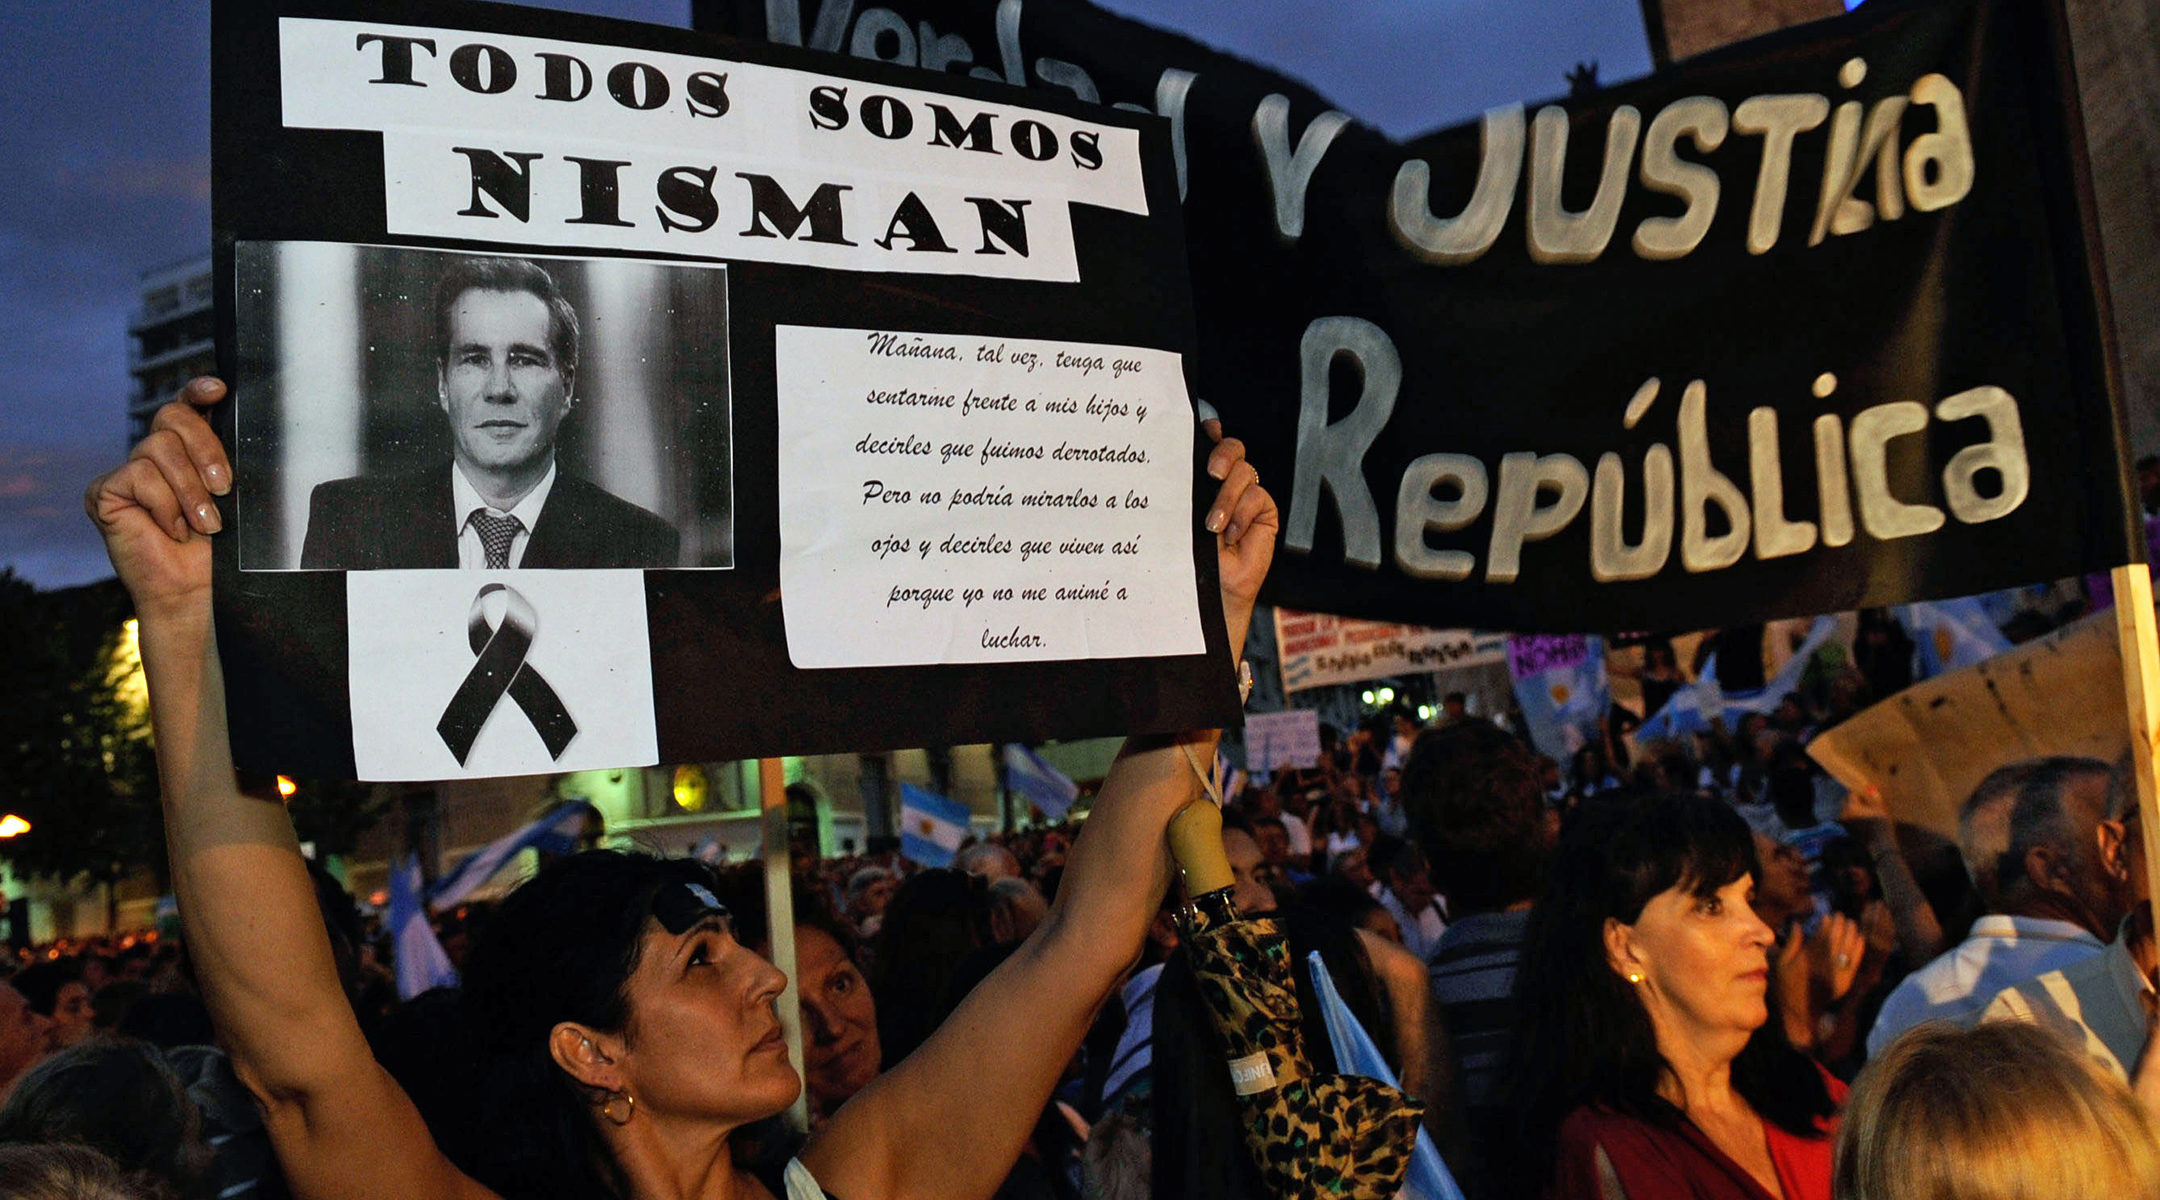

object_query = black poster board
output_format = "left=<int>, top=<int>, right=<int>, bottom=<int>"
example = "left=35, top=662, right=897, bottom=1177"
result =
left=211, top=0, right=1235, bottom=780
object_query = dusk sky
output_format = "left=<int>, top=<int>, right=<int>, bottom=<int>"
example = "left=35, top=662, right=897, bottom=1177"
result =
left=0, top=0, right=1651, bottom=589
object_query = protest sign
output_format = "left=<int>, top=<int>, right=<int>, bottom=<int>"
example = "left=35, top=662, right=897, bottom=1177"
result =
left=705, top=0, right=2145, bottom=633
left=210, top=0, right=1234, bottom=780
left=1242, top=709, right=1322, bottom=772
left=1273, top=607, right=1504, bottom=694
left=1807, top=612, right=2130, bottom=841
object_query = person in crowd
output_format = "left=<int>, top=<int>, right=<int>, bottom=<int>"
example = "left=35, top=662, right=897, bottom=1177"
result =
left=0, top=979, right=50, bottom=1097
left=1367, top=835, right=1446, bottom=962
left=12, top=959, right=95, bottom=1053
left=1866, top=757, right=2123, bottom=1055
left=87, top=375, right=1274, bottom=1200
left=1637, top=640, right=1686, bottom=720
left=720, top=876, right=885, bottom=1125
left=1834, top=1020, right=2160, bottom=1199
left=0, top=1038, right=216, bottom=1200
left=1382, top=705, right=1422, bottom=772
left=1218, top=815, right=1280, bottom=917
left=1298, top=874, right=1403, bottom=945
left=866, top=868, right=995, bottom=1066
left=1403, top=718, right=1552, bottom=1135
left=0, top=1143, right=163, bottom=1200
left=955, top=842, right=1022, bottom=882
left=1440, top=692, right=1470, bottom=723
left=985, top=877, right=1049, bottom=946
left=1248, top=784, right=1313, bottom=861
left=1504, top=794, right=1842, bottom=1200
left=1982, top=770, right=2156, bottom=1086
left=843, top=866, right=897, bottom=939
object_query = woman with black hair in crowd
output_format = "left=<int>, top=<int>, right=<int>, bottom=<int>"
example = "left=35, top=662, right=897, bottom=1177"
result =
left=86, top=378, right=1276, bottom=1200
left=1502, top=794, right=1842, bottom=1200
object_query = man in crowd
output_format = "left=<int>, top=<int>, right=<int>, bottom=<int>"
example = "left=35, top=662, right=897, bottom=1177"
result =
left=1401, top=718, right=1551, bottom=1127
left=1867, top=757, right=2124, bottom=1056
left=1368, top=835, right=1447, bottom=962
left=301, top=256, right=680, bottom=570
left=955, top=841, right=1022, bottom=881
left=1983, top=768, right=2154, bottom=1083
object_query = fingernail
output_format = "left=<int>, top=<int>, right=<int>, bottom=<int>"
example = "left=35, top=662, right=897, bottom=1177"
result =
left=1206, top=510, right=1226, bottom=534
left=195, top=503, right=222, bottom=534
left=1209, top=460, right=1228, bottom=480
left=203, top=462, right=230, bottom=495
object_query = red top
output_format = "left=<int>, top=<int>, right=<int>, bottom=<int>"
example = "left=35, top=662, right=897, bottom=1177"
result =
left=1549, top=1073, right=1847, bottom=1200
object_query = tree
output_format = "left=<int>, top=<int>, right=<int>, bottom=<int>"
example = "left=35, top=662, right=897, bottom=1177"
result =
left=0, top=571, right=165, bottom=897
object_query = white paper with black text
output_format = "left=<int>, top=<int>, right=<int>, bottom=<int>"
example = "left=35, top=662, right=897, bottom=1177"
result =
left=774, top=326, right=1203, bottom=667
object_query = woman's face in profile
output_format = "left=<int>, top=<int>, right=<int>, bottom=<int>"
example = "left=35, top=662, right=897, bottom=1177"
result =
left=611, top=917, right=801, bottom=1126
left=1616, top=874, right=1775, bottom=1040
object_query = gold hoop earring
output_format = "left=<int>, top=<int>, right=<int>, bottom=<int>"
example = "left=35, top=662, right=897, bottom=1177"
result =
left=1626, top=972, right=1643, bottom=985
left=600, top=1090, right=636, bottom=1126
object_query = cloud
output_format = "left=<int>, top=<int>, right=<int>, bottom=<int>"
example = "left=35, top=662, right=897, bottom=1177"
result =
left=48, top=157, right=211, bottom=205
left=0, top=442, right=117, bottom=590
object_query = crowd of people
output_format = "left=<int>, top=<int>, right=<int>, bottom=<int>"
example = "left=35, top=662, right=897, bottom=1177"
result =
left=5, top=375, right=2157, bottom=1200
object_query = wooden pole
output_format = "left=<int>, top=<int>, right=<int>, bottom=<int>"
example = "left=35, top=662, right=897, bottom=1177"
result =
left=759, top=757, right=809, bottom=1132
left=2112, top=565, right=2160, bottom=942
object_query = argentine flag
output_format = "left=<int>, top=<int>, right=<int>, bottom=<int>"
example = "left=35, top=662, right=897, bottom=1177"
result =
left=899, top=783, right=971, bottom=868
left=1308, top=952, right=1465, bottom=1200
left=428, top=800, right=592, bottom=910
left=1638, top=616, right=1839, bottom=743
left=391, top=853, right=460, bottom=1000
left=1896, top=598, right=2011, bottom=679
left=1003, top=744, right=1080, bottom=821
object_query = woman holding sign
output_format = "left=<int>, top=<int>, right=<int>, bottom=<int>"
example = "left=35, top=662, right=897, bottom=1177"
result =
left=86, top=377, right=1278, bottom=1200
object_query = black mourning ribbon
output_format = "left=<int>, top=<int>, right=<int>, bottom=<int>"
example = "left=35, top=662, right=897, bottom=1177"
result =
left=436, top=583, right=578, bottom=765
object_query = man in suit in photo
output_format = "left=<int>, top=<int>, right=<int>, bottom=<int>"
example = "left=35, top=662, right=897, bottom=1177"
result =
left=300, top=256, right=680, bottom=570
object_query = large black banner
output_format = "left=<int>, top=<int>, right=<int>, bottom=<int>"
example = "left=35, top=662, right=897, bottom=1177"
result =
left=704, top=0, right=2145, bottom=633
left=212, top=0, right=1236, bottom=779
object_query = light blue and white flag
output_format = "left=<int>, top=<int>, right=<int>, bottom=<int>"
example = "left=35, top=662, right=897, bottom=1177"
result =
left=1307, top=952, right=1465, bottom=1200
left=1508, top=635, right=1610, bottom=762
left=1003, top=744, right=1080, bottom=821
left=391, top=853, right=460, bottom=1001
left=1638, top=616, right=1840, bottom=742
left=1896, top=598, right=2012, bottom=679
left=428, top=800, right=591, bottom=910
left=899, top=783, right=971, bottom=868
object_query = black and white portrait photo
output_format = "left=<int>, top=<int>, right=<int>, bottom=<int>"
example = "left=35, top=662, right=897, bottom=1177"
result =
left=234, top=242, right=733, bottom=571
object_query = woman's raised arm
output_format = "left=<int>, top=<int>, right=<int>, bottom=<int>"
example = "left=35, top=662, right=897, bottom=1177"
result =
left=87, top=379, right=490, bottom=1200
left=806, top=428, right=1275, bottom=1200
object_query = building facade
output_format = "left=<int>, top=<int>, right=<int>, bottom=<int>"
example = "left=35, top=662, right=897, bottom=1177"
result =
left=127, top=255, right=216, bottom=444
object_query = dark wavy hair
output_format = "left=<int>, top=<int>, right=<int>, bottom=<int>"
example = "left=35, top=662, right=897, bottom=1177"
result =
left=1496, top=794, right=1834, bottom=1199
left=451, top=851, right=733, bottom=1200
left=0, top=1039, right=212, bottom=1200
left=433, top=256, right=581, bottom=380
left=1399, top=718, right=1550, bottom=914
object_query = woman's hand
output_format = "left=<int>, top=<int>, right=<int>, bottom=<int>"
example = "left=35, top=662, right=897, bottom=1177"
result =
left=83, top=377, right=230, bottom=619
left=1200, top=420, right=1276, bottom=633
left=1808, top=912, right=1866, bottom=1002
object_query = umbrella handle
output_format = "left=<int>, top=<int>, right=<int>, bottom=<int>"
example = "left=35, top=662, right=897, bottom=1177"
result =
left=1168, top=799, right=1235, bottom=895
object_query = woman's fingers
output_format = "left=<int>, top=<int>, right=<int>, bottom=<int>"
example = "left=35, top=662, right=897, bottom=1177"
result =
left=1205, top=459, right=1259, bottom=534
left=1204, top=434, right=1245, bottom=482
left=1222, top=474, right=1276, bottom=547
left=92, top=455, right=190, bottom=543
left=134, top=428, right=223, bottom=536
left=153, top=378, right=233, bottom=496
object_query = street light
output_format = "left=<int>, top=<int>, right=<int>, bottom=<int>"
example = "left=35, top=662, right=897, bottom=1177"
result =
left=0, top=814, right=30, bottom=838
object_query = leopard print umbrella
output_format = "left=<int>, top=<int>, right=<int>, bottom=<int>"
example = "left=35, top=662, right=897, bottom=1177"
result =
left=1182, top=916, right=1423, bottom=1199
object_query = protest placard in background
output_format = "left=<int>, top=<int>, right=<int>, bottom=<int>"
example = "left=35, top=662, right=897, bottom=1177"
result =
left=1808, top=612, right=2130, bottom=842
left=706, top=0, right=2145, bottom=634
left=1272, top=607, right=1505, bottom=694
left=1243, top=709, right=1322, bottom=772
left=210, top=0, right=1235, bottom=780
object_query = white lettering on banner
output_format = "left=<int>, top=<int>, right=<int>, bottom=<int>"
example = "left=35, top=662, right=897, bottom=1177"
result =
left=278, top=17, right=1147, bottom=281
left=774, top=327, right=1201, bottom=667
left=1284, top=335, right=2034, bottom=584
left=1389, top=59, right=1976, bottom=266
left=1274, top=607, right=1506, bottom=693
